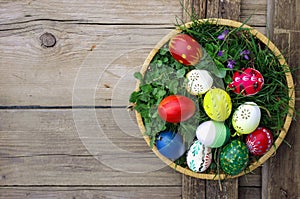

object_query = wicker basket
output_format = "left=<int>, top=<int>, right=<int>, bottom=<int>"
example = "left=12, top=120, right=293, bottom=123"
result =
left=135, top=18, right=295, bottom=180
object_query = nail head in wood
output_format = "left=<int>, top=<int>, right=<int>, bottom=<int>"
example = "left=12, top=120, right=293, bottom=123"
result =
left=40, top=32, right=56, bottom=48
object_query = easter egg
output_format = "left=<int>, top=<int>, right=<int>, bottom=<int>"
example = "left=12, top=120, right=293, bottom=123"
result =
left=196, top=120, right=230, bottom=148
left=229, top=68, right=264, bottom=96
left=203, top=88, right=232, bottom=121
left=232, top=102, right=261, bottom=134
left=156, top=131, right=187, bottom=160
left=220, top=140, right=249, bottom=176
left=169, top=34, right=202, bottom=66
left=158, top=95, right=196, bottom=123
left=186, top=69, right=213, bottom=95
left=246, top=127, right=273, bottom=156
left=186, top=140, right=212, bottom=172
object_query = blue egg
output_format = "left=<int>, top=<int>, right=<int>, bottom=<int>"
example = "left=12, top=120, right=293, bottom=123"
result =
left=156, top=131, right=187, bottom=160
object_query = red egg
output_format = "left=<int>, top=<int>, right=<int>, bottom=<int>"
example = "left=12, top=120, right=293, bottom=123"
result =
left=169, top=34, right=202, bottom=66
left=246, top=127, right=273, bottom=156
left=229, top=68, right=264, bottom=96
left=158, top=95, right=196, bottom=123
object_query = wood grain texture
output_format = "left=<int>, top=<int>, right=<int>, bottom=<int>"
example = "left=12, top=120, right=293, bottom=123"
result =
left=181, top=176, right=205, bottom=199
left=0, top=0, right=181, bottom=107
left=206, top=179, right=238, bottom=199
left=0, top=0, right=181, bottom=25
left=263, top=1, right=300, bottom=196
left=182, top=0, right=206, bottom=22
left=0, top=23, right=171, bottom=106
left=0, top=109, right=181, bottom=186
left=264, top=116, right=300, bottom=198
left=239, top=167, right=261, bottom=187
left=219, top=0, right=241, bottom=21
left=239, top=187, right=261, bottom=199
left=273, top=0, right=300, bottom=30
left=240, top=0, right=267, bottom=26
left=0, top=187, right=181, bottom=199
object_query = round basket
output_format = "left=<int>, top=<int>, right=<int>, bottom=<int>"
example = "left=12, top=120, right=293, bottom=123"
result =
left=134, top=18, right=295, bottom=180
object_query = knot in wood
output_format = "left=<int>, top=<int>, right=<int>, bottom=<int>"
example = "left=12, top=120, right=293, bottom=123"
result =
left=40, top=32, right=56, bottom=48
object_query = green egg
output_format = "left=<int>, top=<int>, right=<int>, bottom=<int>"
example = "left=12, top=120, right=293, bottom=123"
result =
left=220, top=140, right=249, bottom=176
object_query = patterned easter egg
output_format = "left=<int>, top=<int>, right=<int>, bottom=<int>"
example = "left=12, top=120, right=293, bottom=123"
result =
left=246, top=127, right=273, bottom=156
left=187, top=140, right=212, bottom=172
left=156, top=131, right=187, bottom=160
left=220, top=140, right=249, bottom=176
left=203, top=88, right=232, bottom=121
left=232, top=102, right=261, bottom=134
left=186, top=69, right=213, bottom=95
left=196, top=120, right=230, bottom=148
left=229, top=68, right=264, bottom=96
left=169, top=34, right=202, bottom=66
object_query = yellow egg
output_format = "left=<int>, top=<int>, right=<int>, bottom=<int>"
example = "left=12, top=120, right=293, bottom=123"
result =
left=203, top=88, right=232, bottom=121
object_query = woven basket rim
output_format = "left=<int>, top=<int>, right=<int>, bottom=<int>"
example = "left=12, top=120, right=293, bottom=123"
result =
left=135, top=18, right=295, bottom=180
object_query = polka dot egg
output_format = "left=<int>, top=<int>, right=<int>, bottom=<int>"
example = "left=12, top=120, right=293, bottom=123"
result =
left=220, top=140, right=249, bottom=176
left=246, top=127, right=273, bottom=156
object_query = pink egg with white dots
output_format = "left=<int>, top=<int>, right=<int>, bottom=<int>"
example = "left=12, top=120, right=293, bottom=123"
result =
left=246, top=127, right=273, bottom=156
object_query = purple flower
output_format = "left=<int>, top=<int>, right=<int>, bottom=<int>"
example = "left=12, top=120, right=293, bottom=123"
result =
left=240, top=49, right=250, bottom=60
left=217, top=50, right=223, bottom=57
left=227, top=59, right=236, bottom=69
left=217, top=29, right=229, bottom=40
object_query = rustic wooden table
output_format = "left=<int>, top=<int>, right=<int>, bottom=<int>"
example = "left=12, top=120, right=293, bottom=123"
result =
left=0, top=0, right=299, bottom=198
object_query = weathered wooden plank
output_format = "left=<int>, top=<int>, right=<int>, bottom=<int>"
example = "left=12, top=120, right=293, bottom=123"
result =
left=262, top=1, right=300, bottom=197
left=0, top=23, right=172, bottom=106
left=206, top=0, right=241, bottom=21
left=219, top=0, right=241, bottom=21
left=239, top=187, right=261, bottom=199
left=241, top=4, right=266, bottom=15
left=0, top=0, right=181, bottom=25
left=182, top=0, right=206, bottom=22
left=240, top=15, right=266, bottom=27
left=0, top=186, right=181, bottom=199
left=0, top=109, right=181, bottom=186
left=240, top=0, right=267, bottom=28
left=206, top=179, right=238, bottom=199
left=181, top=176, right=205, bottom=199
left=273, top=0, right=300, bottom=30
left=239, top=167, right=261, bottom=187
left=263, top=107, right=300, bottom=198
left=206, top=0, right=220, bottom=19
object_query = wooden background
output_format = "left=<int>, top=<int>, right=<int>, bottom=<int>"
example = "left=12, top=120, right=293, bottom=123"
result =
left=0, top=0, right=299, bottom=198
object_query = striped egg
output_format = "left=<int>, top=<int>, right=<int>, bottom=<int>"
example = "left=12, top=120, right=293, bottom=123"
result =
left=187, top=140, right=212, bottom=172
left=196, top=120, right=230, bottom=148
left=203, top=88, right=232, bottom=121
left=220, top=140, right=249, bottom=176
